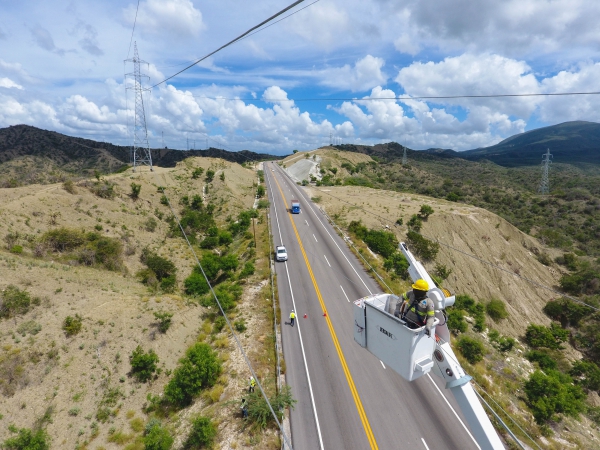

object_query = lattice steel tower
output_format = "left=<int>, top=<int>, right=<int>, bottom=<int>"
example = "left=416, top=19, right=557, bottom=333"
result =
left=125, top=42, right=153, bottom=172
left=402, top=146, right=408, bottom=165
left=538, top=148, right=552, bottom=194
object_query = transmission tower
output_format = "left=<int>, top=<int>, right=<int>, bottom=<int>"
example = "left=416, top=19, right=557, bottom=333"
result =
left=402, top=146, right=408, bottom=165
left=538, top=148, right=552, bottom=194
left=125, top=42, right=153, bottom=172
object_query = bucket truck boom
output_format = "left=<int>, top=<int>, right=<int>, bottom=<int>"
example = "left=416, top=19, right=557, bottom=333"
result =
left=353, top=242, right=505, bottom=450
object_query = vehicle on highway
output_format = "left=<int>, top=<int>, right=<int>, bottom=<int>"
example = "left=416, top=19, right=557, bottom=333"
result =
left=275, top=245, right=288, bottom=261
left=291, top=199, right=300, bottom=213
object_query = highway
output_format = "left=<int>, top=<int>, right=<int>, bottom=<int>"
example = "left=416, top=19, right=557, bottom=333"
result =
left=265, top=161, right=483, bottom=450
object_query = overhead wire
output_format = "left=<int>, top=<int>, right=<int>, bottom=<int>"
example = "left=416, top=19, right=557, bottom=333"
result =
left=126, top=0, right=141, bottom=60
left=154, top=179, right=293, bottom=450
left=150, top=0, right=308, bottom=89
left=305, top=183, right=600, bottom=313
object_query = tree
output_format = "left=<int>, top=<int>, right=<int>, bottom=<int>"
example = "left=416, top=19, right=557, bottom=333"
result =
left=185, top=417, right=217, bottom=449
left=524, top=369, right=585, bottom=423
left=205, top=170, right=215, bottom=182
left=486, top=299, right=508, bottom=321
left=130, top=345, right=159, bottom=382
left=419, top=204, right=434, bottom=220
left=256, top=185, right=265, bottom=197
left=154, top=311, right=173, bottom=333
left=184, top=272, right=209, bottom=296
left=2, top=426, right=49, bottom=450
left=457, top=336, right=485, bottom=364
left=525, top=323, right=568, bottom=349
left=144, top=421, right=173, bottom=450
left=407, top=214, right=422, bottom=232
left=192, top=167, right=204, bottom=179
left=164, top=343, right=222, bottom=407
left=406, top=231, right=439, bottom=261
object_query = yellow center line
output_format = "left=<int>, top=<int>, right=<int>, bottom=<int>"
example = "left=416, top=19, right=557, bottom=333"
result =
left=272, top=174, right=378, bottom=450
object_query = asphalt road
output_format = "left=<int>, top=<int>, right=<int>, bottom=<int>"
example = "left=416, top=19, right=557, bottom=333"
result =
left=265, top=162, right=483, bottom=450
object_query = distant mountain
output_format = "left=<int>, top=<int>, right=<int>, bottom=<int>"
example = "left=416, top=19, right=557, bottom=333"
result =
left=460, top=121, right=600, bottom=166
left=0, top=125, right=279, bottom=185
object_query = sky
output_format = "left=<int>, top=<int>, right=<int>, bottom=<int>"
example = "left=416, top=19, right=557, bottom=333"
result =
left=2, top=0, right=600, bottom=155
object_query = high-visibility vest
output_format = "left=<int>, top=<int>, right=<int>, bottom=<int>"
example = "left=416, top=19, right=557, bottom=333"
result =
left=290, top=312, right=296, bottom=319
left=250, top=378, right=256, bottom=387
left=402, top=291, right=434, bottom=326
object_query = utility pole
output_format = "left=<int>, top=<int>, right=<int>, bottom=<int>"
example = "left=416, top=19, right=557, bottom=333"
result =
left=125, top=42, right=153, bottom=172
left=402, top=146, right=408, bottom=165
left=252, top=218, right=257, bottom=248
left=538, top=148, right=552, bottom=195
left=329, top=132, right=332, bottom=146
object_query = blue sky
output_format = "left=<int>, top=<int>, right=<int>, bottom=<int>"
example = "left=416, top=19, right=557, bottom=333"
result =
left=2, top=0, right=600, bottom=155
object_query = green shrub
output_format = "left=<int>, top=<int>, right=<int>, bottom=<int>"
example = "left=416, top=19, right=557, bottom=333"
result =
left=457, top=336, right=485, bottom=364
left=154, top=312, right=174, bottom=333
left=525, top=323, right=568, bottom=349
left=570, top=360, right=600, bottom=391
left=130, top=345, right=159, bottom=383
left=234, top=319, right=246, bottom=332
left=88, top=180, right=116, bottom=199
left=524, top=369, right=585, bottom=424
left=246, top=384, right=296, bottom=429
left=9, top=245, right=23, bottom=254
left=419, top=205, right=434, bottom=220
left=143, top=421, right=173, bottom=450
left=543, top=297, right=588, bottom=327
left=0, top=285, right=38, bottom=319
left=184, top=273, right=209, bottom=296
left=190, top=194, right=203, bottom=210
left=525, top=350, right=557, bottom=370
left=486, top=299, right=508, bottom=321
left=200, top=236, right=218, bottom=249
left=239, top=262, right=255, bottom=279
left=62, top=314, right=83, bottom=337
left=257, top=185, right=265, bottom=197
left=63, top=179, right=76, bottom=194
left=164, top=343, right=222, bottom=407
left=144, top=217, right=158, bottom=232
left=142, top=250, right=177, bottom=281
left=78, top=235, right=124, bottom=270
left=130, top=183, right=141, bottom=199
left=160, top=195, right=169, bottom=205
left=363, top=230, right=398, bottom=259
left=447, top=309, right=467, bottom=334
left=383, top=252, right=409, bottom=278
left=42, top=227, right=85, bottom=252
left=192, top=167, right=204, bottom=179
left=407, top=214, right=422, bottom=232
left=2, top=426, right=49, bottom=450
left=559, top=263, right=600, bottom=295
left=405, top=231, right=439, bottom=261
left=257, top=199, right=270, bottom=209
left=218, top=231, right=232, bottom=246
left=434, top=263, right=452, bottom=281
left=185, top=416, right=217, bottom=449
left=213, top=316, right=226, bottom=333
left=205, top=170, right=215, bottom=183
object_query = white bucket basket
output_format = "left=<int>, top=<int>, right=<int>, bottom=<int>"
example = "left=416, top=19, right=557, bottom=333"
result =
left=354, top=293, right=438, bottom=381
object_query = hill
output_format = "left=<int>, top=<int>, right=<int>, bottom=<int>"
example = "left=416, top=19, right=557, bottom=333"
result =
left=460, top=121, right=600, bottom=166
left=0, top=124, right=279, bottom=186
left=0, top=158, right=282, bottom=449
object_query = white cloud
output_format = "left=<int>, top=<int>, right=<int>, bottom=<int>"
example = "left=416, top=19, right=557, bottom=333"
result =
left=124, top=0, right=204, bottom=39
left=288, top=2, right=350, bottom=49
left=396, top=53, right=541, bottom=118
left=318, top=55, right=387, bottom=92
left=0, top=78, right=23, bottom=90
left=30, top=25, right=65, bottom=56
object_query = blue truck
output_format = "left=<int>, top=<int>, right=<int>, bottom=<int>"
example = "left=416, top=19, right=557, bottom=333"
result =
left=291, top=199, right=300, bottom=214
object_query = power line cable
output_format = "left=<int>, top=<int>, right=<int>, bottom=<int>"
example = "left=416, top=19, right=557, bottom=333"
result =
left=155, top=181, right=293, bottom=450
left=157, top=0, right=320, bottom=70
left=305, top=184, right=600, bottom=313
left=150, top=0, right=308, bottom=89
left=126, top=0, right=141, bottom=60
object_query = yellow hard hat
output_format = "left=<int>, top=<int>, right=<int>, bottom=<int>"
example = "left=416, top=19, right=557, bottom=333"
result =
left=412, top=279, right=429, bottom=291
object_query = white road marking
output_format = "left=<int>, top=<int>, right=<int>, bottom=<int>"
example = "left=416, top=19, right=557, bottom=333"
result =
left=421, top=438, right=430, bottom=450
left=305, top=220, right=309, bottom=226
left=426, top=374, right=481, bottom=449
left=380, top=360, right=386, bottom=369
left=313, top=234, right=318, bottom=242
left=267, top=171, right=325, bottom=450
left=324, top=255, right=331, bottom=267
left=340, top=285, right=350, bottom=302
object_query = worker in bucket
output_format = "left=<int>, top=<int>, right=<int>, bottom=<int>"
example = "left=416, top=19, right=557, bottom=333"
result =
left=397, top=279, right=435, bottom=333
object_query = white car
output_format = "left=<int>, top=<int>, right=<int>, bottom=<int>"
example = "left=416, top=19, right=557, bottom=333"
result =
left=276, top=245, right=288, bottom=262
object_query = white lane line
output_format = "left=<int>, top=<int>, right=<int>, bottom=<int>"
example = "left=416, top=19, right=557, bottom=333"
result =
left=268, top=172, right=325, bottom=450
left=426, top=374, right=480, bottom=449
left=380, top=360, right=386, bottom=369
left=340, top=285, right=350, bottom=302
left=324, top=255, right=331, bottom=267
left=421, top=438, right=430, bottom=450
left=299, top=196, right=372, bottom=295
left=305, top=220, right=309, bottom=226
left=313, top=234, right=318, bottom=242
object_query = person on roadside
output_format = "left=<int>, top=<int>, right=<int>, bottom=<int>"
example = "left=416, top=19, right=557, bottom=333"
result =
left=241, top=398, right=248, bottom=418
left=397, top=279, right=435, bottom=332
left=289, top=310, right=296, bottom=327
left=248, top=376, right=256, bottom=393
